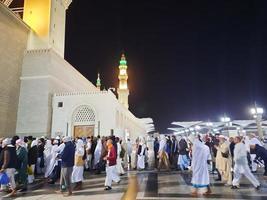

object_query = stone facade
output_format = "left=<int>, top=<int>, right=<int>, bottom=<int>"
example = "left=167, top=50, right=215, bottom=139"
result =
left=51, top=90, right=146, bottom=140
left=0, top=3, right=29, bottom=137
left=16, top=49, right=97, bottom=137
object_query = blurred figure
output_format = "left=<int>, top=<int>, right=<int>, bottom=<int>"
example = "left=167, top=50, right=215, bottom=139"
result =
left=249, top=133, right=263, bottom=173
left=16, top=139, right=28, bottom=192
left=231, top=136, right=260, bottom=190
left=103, top=139, right=120, bottom=190
left=137, top=137, right=146, bottom=170
left=94, top=136, right=102, bottom=168
left=37, top=138, right=45, bottom=174
left=250, top=144, right=267, bottom=176
left=178, top=137, right=189, bottom=171
left=190, top=135, right=212, bottom=196
left=153, top=137, right=159, bottom=168
left=158, top=135, right=170, bottom=171
left=171, top=136, right=178, bottom=169
left=117, top=138, right=125, bottom=175
left=0, top=138, right=18, bottom=197
left=215, top=135, right=231, bottom=185
left=85, top=137, right=92, bottom=170
left=126, top=138, right=132, bottom=169
left=58, top=136, right=75, bottom=196
left=47, top=140, right=60, bottom=184
left=72, top=139, right=85, bottom=190
left=28, top=139, right=38, bottom=183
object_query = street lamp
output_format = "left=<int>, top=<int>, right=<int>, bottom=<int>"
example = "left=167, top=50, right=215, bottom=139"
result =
left=250, top=106, right=264, bottom=138
left=221, top=116, right=231, bottom=123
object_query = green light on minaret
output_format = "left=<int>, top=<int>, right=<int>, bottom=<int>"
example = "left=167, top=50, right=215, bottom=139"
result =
left=96, top=73, right=101, bottom=89
left=119, top=54, right=127, bottom=69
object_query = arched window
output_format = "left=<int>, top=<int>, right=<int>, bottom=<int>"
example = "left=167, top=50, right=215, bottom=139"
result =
left=73, top=105, right=95, bottom=124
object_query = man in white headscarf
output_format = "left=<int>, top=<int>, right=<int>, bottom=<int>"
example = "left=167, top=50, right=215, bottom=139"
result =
left=45, top=140, right=59, bottom=178
left=215, top=135, right=231, bottom=185
left=158, top=135, right=170, bottom=171
left=137, top=137, right=146, bottom=170
left=94, top=136, right=102, bottom=168
left=72, top=139, right=85, bottom=190
left=44, top=140, right=53, bottom=176
left=189, top=135, right=212, bottom=196
left=231, top=136, right=261, bottom=190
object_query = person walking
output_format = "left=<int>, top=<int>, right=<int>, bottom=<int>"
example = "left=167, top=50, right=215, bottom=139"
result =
left=116, top=138, right=125, bottom=175
left=28, top=139, right=38, bottom=184
left=189, top=135, right=212, bottom=196
left=16, top=139, right=28, bottom=192
left=177, top=137, right=189, bottom=170
left=103, top=139, right=120, bottom=190
left=72, top=139, right=85, bottom=190
left=58, top=136, right=75, bottom=196
left=215, top=135, right=231, bottom=185
left=154, top=137, right=159, bottom=168
left=231, top=136, right=261, bottom=190
left=126, top=138, right=132, bottom=169
left=250, top=144, right=267, bottom=176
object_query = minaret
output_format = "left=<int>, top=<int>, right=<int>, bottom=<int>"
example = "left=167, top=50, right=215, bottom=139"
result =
left=22, top=0, right=73, bottom=57
left=96, top=73, right=101, bottom=90
left=117, top=54, right=129, bottom=109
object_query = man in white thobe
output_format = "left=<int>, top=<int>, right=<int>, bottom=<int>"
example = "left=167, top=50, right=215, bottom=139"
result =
left=72, top=139, right=85, bottom=190
left=94, top=137, right=102, bottom=168
left=137, top=137, right=146, bottom=170
left=231, top=136, right=260, bottom=190
left=190, top=135, right=211, bottom=196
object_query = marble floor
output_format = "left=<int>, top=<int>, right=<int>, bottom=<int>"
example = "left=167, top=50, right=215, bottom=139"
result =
left=2, top=170, right=267, bottom=200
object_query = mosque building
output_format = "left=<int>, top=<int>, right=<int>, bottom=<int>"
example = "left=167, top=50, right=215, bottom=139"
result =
left=0, top=0, right=153, bottom=139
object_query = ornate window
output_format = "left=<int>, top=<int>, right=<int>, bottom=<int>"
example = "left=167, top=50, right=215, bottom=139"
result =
left=73, top=105, right=95, bottom=123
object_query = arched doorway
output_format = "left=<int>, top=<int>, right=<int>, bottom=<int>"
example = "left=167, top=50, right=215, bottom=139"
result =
left=72, top=105, right=96, bottom=138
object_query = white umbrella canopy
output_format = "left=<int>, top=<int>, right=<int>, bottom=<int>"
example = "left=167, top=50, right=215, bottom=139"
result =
left=231, top=120, right=256, bottom=128
left=171, top=121, right=203, bottom=128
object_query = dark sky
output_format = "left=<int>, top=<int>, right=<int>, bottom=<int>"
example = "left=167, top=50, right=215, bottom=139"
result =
left=64, top=0, right=267, bottom=133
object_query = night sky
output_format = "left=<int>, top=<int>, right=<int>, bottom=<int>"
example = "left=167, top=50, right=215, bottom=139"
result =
left=64, top=0, right=267, bottom=133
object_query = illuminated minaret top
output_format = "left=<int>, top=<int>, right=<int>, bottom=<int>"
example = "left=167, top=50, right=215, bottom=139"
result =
left=22, top=0, right=73, bottom=57
left=96, top=73, right=101, bottom=90
left=117, top=54, right=129, bottom=109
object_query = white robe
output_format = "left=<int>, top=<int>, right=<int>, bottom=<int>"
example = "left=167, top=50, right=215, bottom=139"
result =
left=72, top=140, right=85, bottom=183
left=44, top=140, right=53, bottom=176
left=191, top=140, right=210, bottom=187
left=45, top=145, right=59, bottom=178
left=137, top=144, right=146, bottom=169
left=94, top=139, right=102, bottom=166
left=116, top=143, right=125, bottom=174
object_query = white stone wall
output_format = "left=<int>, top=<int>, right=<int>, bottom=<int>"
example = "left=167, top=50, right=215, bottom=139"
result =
left=16, top=49, right=98, bottom=137
left=0, top=3, right=29, bottom=137
left=51, top=91, right=147, bottom=140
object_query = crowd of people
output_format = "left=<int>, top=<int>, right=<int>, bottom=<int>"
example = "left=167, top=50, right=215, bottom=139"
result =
left=0, top=132, right=266, bottom=197
left=0, top=135, right=133, bottom=197
left=153, top=133, right=267, bottom=196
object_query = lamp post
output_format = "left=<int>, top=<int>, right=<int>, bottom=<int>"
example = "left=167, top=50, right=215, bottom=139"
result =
left=221, top=115, right=231, bottom=136
left=250, top=106, right=264, bottom=138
